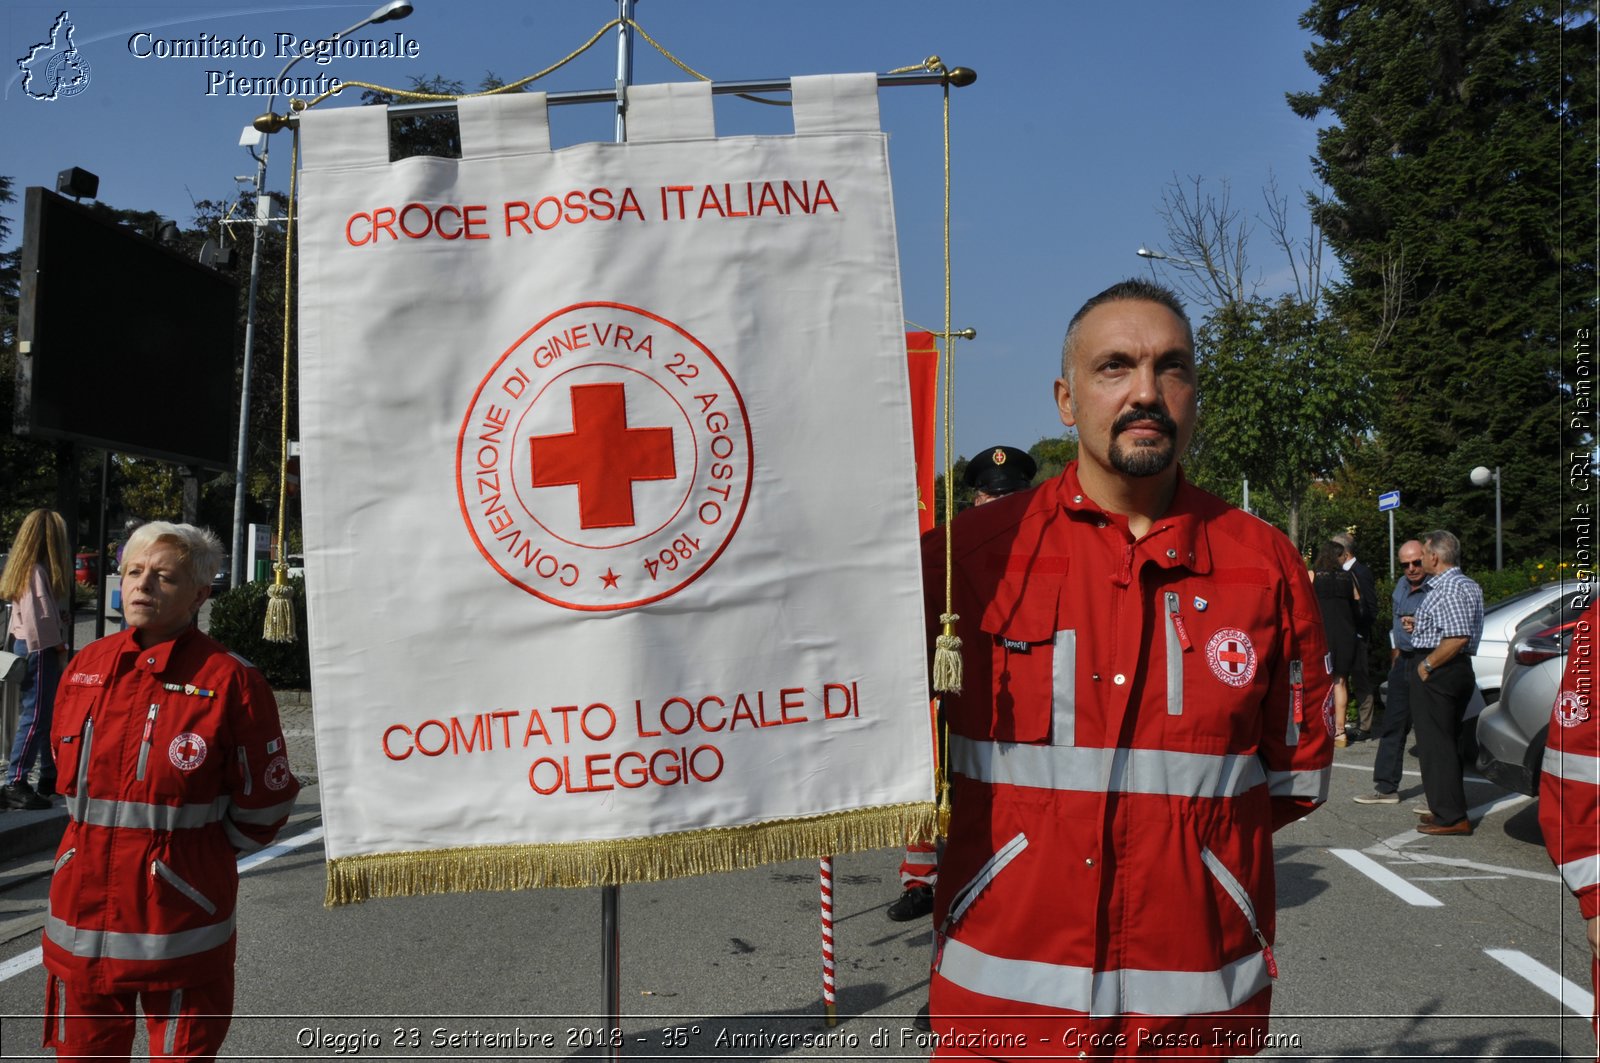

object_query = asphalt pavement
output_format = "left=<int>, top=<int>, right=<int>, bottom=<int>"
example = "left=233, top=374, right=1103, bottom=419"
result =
left=0, top=673, right=1596, bottom=1060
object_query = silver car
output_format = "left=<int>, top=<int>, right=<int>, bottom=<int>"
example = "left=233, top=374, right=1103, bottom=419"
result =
left=1475, top=599, right=1587, bottom=796
left=1470, top=580, right=1584, bottom=704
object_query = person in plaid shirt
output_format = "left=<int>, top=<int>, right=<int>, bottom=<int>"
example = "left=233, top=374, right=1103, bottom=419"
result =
left=1403, top=529, right=1485, bottom=836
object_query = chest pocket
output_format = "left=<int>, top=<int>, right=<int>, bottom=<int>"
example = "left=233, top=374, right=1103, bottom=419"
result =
left=141, top=696, right=226, bottom=802
left=975, top=573, right=1064, bottom=744
left=1165, top=577, right=1278, bottom=748
left=51, top=677, right=102, bottom=798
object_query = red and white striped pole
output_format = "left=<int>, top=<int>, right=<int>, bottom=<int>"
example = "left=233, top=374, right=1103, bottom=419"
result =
left=820, top=856, right=838, bottom=1026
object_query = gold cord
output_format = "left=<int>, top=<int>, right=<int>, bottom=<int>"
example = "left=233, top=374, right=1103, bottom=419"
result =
left=263, top=132, right=301, bottom=643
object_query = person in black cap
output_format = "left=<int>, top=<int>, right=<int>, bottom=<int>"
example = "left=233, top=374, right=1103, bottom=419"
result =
left=963, top=445, right=1038, bottom=508
left=888, top=444, right=1038, bottom=924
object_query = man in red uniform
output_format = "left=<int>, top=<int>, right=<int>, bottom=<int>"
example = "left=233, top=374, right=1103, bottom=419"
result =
left=41, top=522, right=299, bottom=1062
left=1539, top=600, right=1600, bottom=1054
left=925, top=279, right=1333, bottom=1058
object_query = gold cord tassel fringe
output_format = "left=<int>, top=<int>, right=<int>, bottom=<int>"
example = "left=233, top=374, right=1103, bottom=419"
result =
left=263, top=570, right=296, bottom=643
left=324, top=802, right=936, bottom=906
left=932, top=613, right=962, bottom=694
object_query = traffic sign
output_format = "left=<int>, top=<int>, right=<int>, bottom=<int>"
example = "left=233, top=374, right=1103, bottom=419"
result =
left=1378, top=490, right=1401, bottom=512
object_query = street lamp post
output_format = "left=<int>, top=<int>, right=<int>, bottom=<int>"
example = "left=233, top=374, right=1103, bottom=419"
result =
left=231, top=0, right=415, bottom=588
left=1136, top=245, right=1206, bottom=271
left=1470, top=465, right=1503, bottom=570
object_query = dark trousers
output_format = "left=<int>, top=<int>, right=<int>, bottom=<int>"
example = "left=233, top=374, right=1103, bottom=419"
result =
left=1372, top=654, right=1415, bottom=794
left=1410, top=655, right=1474, bottom=826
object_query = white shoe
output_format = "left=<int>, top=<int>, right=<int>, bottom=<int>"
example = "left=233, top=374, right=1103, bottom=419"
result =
left=1353, top=791, right=1400, bottom=805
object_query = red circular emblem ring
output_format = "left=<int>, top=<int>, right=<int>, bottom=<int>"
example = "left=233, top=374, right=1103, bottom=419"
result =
left=168, top=732, right=207, bottom=772
left=1555, top=689, right=1591, bottom=729
left=1205, top=628, right=1258, bottom=688
left=264, top=754, right=293, bottom=790
left=457, top=302, right=753, bottom=611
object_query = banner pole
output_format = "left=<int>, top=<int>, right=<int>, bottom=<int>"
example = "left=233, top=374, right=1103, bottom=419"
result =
left=820, top=857, right=839, bottom=1025
left=600, top=5, right=635, bottom=1059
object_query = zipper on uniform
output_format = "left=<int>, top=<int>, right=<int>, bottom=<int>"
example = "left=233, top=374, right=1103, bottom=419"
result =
left=136, top=704, right=160, bottom=782
left=1289, top=660, right=1305, bottom=725
left=935, top=832, right=1029, bottom=969
left=151, top=859, right=217, bottom=915
left=1164, top=592, right=1186, bottom=716
left=1201, top=846, right=1277, bottom=978
left=237, top=747, right=252, bottom=797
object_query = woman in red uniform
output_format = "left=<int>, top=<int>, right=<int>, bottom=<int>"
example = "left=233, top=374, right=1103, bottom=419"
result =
left=1540, top=600, right=1600, bottom=1058
left=42, top=522, right=299, bottom=1062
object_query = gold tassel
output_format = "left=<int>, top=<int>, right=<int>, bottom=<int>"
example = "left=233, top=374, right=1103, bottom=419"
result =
left=323, top=802, right=936, bottom=906
left=935, top=717, right=952, bottom=837
left=932, top=612, right=962, bottom=693
left=263, top=568, right=296, bottom=643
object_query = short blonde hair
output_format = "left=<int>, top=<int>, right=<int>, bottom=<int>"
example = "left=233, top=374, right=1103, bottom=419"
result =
left=122, top=522, right=223, bottom=588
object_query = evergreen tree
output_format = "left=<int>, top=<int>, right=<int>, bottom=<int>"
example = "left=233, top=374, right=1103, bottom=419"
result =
left=1288, top=0, right=1594, bottom=566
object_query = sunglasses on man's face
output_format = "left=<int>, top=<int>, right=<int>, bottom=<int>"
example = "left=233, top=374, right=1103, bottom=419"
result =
left=1401, top=560, right=1424, bottom=568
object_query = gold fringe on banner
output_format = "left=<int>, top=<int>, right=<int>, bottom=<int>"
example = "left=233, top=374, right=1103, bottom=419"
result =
left=325, top=802, right=936, bottom=907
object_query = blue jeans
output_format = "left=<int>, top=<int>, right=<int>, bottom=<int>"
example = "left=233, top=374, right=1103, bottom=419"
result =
left=6, top=639, right=61, bottom=789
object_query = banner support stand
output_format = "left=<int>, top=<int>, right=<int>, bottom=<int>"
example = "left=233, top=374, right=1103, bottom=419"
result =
left=601, top=5, right=635, bottom=1058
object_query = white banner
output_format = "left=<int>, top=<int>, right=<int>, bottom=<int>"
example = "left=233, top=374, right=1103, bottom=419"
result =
left=294, top=77, right=933, bottom=903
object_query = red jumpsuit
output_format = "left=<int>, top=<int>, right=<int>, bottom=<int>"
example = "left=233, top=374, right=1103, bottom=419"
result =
left=42, top=627, right=299, bottom=1061
left=925, top=464, right=1333, bottom=1058
left=1539, top=601, right=1600, bottom=1052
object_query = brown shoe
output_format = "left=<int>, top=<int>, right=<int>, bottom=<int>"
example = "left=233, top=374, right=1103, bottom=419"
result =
left=1416, top=817, right=1472, bottom=836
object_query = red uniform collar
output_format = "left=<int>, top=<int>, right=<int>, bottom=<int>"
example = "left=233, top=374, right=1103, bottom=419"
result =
left=1053, top=461, right=1214, bottom=576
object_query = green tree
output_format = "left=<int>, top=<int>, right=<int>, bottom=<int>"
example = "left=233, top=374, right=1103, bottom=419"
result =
left=1148, top=175, right=1377, bottom=547
left=1289, top=0, right=1593, bottom=565
left=1190, top=298, right=1376, bottom=547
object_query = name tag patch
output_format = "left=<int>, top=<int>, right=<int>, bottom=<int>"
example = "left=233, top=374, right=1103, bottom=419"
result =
left=997, top=637, right=1033, bottom=654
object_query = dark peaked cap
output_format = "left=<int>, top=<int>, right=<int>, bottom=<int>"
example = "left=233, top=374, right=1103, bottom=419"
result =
left=964, top=445, right=1037, bottom=497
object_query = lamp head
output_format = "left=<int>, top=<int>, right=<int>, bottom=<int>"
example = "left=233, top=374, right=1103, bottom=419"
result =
left=1470, top=465, right=1493, bottom=487
left=368, top=0, right=413, bottom=23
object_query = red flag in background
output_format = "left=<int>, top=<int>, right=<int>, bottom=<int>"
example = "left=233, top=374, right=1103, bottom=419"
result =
left=906, top=331, right=939, bottom=534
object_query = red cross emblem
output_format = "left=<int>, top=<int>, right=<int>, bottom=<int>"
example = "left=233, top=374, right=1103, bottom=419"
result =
left=1205, top=628, right=1257, bottom=688
left=1555, top=689, right=1591, bottom=729
left=529, top=382, right=676, bottom=529
left=168, top=732, right=207, bottom=771
left=457, top=302, right=752, bottom=612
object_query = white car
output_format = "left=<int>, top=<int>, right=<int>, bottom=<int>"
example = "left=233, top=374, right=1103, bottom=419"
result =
left=1470, top=581, right=1584, bottom=704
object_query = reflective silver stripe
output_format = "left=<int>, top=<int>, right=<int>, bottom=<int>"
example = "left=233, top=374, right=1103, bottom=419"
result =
left=75, top=796, right=230, bottom=831
left=46, top=910, right=236, bottom=961
left=1559, top=855, right=1600, bottom=894
left=942, top=833, right=1028, bottom=935
left=151, top=860, right=217, bottom=915
left=1266, top=766, right=1331, bottom=802
left=1052, top=630, right=1076, bottom=746
left=165, top=988, right=183, bottom=1055
left=225, top=821, right=264, bottom=854
left=938, top=937, right=1271, bottom=1017
left=66, top=717, right=94, bottom=823
left=228, top=797, right=296, bottom=825
left=53, top=848, right=75, bottom=874
left=1543, top=748, right=1600, bottom=786
left=952, top=735, right=1266, bottom=798
left=237, top=747, right=252, bottom=797
left=1286, top=660, right=1303, bottom=748
left=1201, top=847, right=1260, bottom=933
left=1164, top=592, right=1183, bottom=716
left=53, top=976, right=65, bottom=1041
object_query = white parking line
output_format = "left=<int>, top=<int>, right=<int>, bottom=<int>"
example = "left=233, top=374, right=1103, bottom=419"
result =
left=1487, top=948, right=1595, bottom=1017
left=237, top=824, right=324, bottom=872
left=0, top=946, right=41, bottom=984
left=1330, top=848, right=1444, bottom=906
left=0, top=825, right=324, bottom=984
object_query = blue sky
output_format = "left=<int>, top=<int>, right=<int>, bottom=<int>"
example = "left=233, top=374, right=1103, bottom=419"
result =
left=2, top=0, right=1330, bottom=462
